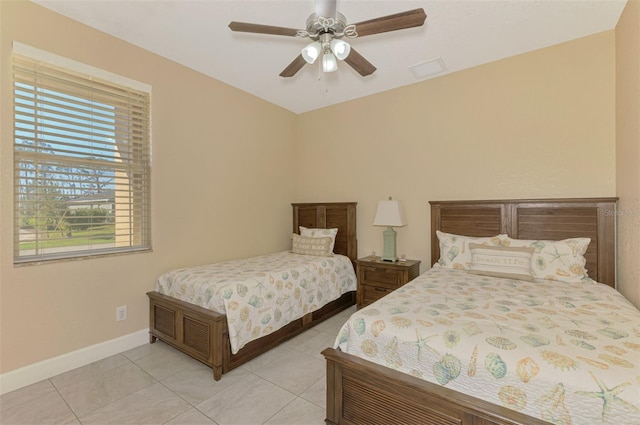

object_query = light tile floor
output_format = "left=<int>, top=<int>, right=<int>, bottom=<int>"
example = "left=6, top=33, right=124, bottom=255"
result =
left=0, top=306, right=355, bottom=425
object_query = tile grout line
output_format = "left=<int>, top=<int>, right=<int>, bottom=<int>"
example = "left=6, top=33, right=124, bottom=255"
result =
left=48, top=377, right=82, bottom=425
left=65, top=354, right=160, bottom=423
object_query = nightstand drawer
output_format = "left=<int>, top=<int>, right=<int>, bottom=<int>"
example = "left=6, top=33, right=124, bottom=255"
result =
left=356, top=257, right=421, bottom=309
left=361, top=284, right=395, bottom=305
left=360, top=266, right=402, bottom=289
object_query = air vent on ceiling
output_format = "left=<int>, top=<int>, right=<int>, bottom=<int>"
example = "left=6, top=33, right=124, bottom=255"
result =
left=409, top=57, right=447, bottom=79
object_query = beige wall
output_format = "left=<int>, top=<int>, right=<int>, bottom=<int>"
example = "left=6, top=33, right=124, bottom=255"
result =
left=616, top=0, right=640, bottom=308
left=296, top=32, right=616, bottom=271
left=0, top=1, right=297, bottom=373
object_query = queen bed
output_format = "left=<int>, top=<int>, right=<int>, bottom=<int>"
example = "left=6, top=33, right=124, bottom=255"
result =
left=147, top=202, right=357, bottom=380
left=322, top=197, right=639, bottom=425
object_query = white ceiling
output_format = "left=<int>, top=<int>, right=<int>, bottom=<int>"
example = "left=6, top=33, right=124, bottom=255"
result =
left=32, top=0, right=627, bottom=114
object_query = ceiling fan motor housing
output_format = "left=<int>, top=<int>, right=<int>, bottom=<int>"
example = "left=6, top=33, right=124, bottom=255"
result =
left=305, top=12, right=348, bottom=38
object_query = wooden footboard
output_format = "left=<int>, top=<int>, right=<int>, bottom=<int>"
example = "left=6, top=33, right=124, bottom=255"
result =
left=148, top=290, right=355, bottom=380
left=322, top=348, right=549, bottom=425
left=148, top=291, right=227, bottom=379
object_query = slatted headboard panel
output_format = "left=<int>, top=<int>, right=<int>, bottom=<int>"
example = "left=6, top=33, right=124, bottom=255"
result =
left=292, top=202, right=357, bottom=265
left=430, top=198, right=618, bottom=288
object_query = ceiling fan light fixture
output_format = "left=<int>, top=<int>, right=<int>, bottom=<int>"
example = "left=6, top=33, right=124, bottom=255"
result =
left=229, top=7, right=427, bottom=78
left=330, top=39, right=350, bottom=60
left=301, top=41, right=322, bottom=64
left=322, top=52, right=338, bottom=72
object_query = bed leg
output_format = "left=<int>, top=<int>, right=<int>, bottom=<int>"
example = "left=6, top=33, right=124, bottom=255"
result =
left=213, top=366, right=222, bottom=381
left=149, top=334, right=157, bottom=344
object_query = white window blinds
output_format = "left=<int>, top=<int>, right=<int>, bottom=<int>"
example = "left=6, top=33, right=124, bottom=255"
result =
left=13, top=47, right=151, bottom=264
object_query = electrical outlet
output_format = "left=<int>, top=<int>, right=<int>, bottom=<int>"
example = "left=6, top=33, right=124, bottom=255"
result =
left=116, top=305, right=127, bottom=321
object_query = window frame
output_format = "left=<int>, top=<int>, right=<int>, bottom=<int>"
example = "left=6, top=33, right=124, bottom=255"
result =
left=12, top=42, right=152, bottom=265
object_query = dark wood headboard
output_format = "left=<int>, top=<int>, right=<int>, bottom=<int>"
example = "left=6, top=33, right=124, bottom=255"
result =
left=430, top=198, right=618, bottom=288
left=292, top=202, right=357, bottom=265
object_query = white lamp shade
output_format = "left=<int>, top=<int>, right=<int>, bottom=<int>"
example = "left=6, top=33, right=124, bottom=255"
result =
left=373, top=200, right=407, bottom=227
left=301, top=41, right=322, bottom=64
left=322, top=52, right=338, bottom=72
left=330, top=39, right=351, bottom=60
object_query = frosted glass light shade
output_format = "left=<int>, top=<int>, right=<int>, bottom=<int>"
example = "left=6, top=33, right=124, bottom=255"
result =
left=330, top=39, right=351, bottom=60
left=301, top=41, right=322, bottom=64
left=322, top=52, right=338, bottom=72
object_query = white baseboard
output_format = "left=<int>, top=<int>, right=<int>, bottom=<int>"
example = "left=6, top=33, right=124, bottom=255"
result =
left=0, top=329, right=149, bottom=395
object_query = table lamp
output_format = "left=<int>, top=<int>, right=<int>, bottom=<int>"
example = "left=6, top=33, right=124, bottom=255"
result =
left=373, top=197, right=407, bottom=262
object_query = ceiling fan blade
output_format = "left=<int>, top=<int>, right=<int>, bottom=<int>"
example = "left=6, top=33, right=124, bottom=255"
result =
left=228, top=21, right=299, bottom=37
left=344, top=48, right=376, bottom=77
left=280, top=54, right=307, bottom=77
left=352, top=8, right=427, bottom=38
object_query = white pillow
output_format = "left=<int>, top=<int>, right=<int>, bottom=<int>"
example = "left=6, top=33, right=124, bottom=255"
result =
left=436, top=231, right=507, bottom=270
left=468, top=243, right=535, bottom=281
left=291, top=234, right=333, bottom=256
left=299, top=226, right=338, bottom=253
left=502, top=237, right=591, bottom=283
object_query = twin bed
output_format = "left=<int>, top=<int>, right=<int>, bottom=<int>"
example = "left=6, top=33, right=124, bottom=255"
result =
left=147, top=202, right=357, bottom=380
left=323, top=197, right=639, bottom=425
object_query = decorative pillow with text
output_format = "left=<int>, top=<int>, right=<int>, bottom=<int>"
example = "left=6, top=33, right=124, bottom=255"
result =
left=468, top=243, right=535, bottom=281
left=292, top=234, right=333, bottom=256
left=436, top=231, right=507, bottom=270
left=299, top=226, right=338, bottom=253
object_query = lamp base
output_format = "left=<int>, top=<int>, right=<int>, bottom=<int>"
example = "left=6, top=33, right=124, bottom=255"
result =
left=381, top=226, right=398, bottom=262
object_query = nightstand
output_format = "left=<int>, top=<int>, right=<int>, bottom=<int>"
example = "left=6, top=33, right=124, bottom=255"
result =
left=356, top=256, right=421, bottom=309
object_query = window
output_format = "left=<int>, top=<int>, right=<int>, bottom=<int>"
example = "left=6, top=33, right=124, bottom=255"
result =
left=13, top=44, right=151, bottom=264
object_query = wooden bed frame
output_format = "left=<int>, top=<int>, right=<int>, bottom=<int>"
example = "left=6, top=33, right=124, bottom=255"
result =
left=147, top=202, right=357, bottom=380
left=323, top=197, right=618, bottom=425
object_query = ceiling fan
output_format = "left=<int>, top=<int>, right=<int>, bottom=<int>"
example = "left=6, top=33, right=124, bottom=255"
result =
left=228, top=0, right=427, bottom=77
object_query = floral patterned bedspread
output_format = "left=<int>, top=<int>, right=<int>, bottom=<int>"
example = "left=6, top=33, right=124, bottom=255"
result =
left=156, top=251, right=356, bottom=353
left=335, top=265, right=640, bottom=424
